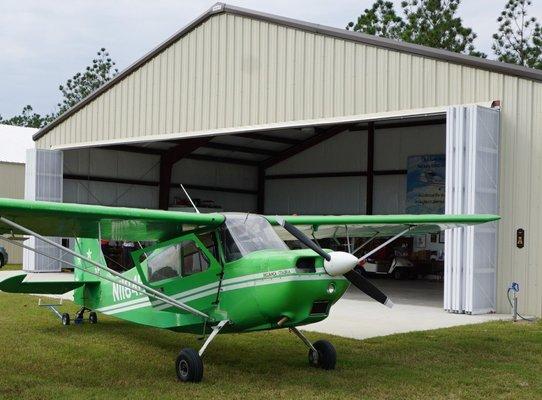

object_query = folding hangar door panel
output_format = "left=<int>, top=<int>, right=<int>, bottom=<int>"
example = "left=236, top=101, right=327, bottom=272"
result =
left=445, top=105, right=500, bottom=314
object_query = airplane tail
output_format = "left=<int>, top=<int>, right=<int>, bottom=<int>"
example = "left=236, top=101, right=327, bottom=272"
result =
left=73, top=238, right=107, bottom=282
left=0, top=238, right=102, bottom=297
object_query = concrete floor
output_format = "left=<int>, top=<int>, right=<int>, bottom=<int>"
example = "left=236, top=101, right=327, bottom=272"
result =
left=304, top=278, right=508, bottom=340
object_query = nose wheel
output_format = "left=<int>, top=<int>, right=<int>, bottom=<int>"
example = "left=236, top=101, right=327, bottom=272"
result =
left=289, top=327, right=337, bottom=370
left=308, top=340, right=336, bottom=370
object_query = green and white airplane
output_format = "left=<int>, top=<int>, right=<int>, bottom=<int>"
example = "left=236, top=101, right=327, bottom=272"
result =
left=0, top=197, right=499, bottom=382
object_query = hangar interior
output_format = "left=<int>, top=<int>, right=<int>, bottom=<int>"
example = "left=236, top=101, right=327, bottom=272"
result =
left=58, top=110, right=459, bottom=311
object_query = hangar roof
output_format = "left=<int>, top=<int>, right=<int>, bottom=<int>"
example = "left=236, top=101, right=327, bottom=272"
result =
left=0, top=124, right=36, bottom=164
left=34, top=2, right=542, bottom=143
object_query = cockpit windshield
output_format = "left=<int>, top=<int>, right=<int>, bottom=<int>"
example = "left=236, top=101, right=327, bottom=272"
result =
left=222, top=213, right=288, bottom=262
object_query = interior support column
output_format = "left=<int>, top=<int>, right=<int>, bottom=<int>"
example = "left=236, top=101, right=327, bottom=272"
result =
left=366, top=122, right=375, bottom=215
left=257, top=167, right=265, bottom=214
left=156, top=137, right=213, bottom=210
left=159, top=157, right=172, bottom=210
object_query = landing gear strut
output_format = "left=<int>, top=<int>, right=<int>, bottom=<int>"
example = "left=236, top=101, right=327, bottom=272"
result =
left=289, top=327, right=337, bottom=370
left=175, top=320, right=229, bottom=383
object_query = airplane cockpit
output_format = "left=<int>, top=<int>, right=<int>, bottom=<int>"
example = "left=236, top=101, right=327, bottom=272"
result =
left=220, top=213, right=289, bottom=262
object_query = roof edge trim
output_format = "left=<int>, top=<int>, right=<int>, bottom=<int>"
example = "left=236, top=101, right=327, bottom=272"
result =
left=34, top=2, right=542, bottom=141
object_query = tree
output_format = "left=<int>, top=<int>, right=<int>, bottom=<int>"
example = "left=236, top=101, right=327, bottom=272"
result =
left=346, top=0, right=405, bottom=40
left=347, top=0, right=486, bottom=57
left=1, top=47, right=119, bottom=128
left=57, top=47, right=119, bottom=115
left=0, top=105, right=54, bottom=129
left=401, top=0, right=485, bottom=56
left=492, top=0, right=542, bottom=69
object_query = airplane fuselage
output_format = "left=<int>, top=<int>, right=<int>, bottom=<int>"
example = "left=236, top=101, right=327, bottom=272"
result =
left=73, top=239, right=349, bottom=334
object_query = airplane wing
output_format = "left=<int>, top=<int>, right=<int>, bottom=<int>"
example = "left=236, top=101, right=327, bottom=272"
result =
left=0, top=198, right=224, bottom=241
left=265, top=214, right=500, bottom=240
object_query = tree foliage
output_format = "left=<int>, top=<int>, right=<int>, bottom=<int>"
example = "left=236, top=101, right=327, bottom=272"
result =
left=347, top=0, right=485, bottom=57
left=57, top=48, right=118, bottom=115
left=346, top=0, right=405, bottom=40
left=492, top=0, right=542, bottom=69
left=0, top=105, right=54, bottom=129
left=1, top=48, right=118, bottom=129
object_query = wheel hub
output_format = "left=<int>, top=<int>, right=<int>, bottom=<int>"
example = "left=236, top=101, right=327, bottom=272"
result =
left=179, top=360, right=189, bottom=378
left=309, top=349, right=319, bottom=365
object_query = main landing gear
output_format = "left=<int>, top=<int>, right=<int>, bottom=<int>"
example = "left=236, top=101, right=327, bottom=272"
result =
left=175, top=320, right=229, bottom=383
left=289, top=327, right=337, bottom=370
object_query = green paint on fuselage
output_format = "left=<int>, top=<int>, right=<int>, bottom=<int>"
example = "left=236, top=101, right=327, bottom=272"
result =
left=72, top=238, right=348, bottom=334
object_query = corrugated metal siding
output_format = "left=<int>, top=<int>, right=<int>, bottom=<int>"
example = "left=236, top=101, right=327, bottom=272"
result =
left=0, top=162, right=25, bottom=263
left=36, top=13, right=533, bottom=149
left=36, top=13, right=542, bottom=316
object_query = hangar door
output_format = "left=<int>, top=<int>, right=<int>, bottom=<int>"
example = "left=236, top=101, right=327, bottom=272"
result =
left=445, top=105, right=500, bottom=314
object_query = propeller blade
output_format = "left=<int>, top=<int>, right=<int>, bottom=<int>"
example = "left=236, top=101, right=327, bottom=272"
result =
left=276, top=217, right=331, bottom=261
left=344, top=269, right=394, bottom=308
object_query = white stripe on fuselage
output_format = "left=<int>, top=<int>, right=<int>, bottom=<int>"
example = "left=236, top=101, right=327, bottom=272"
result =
left=96, top=267, right=340, bottom=315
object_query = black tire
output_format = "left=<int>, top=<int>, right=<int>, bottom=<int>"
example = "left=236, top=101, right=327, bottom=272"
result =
left=0, top=254, right=4, bottom=268
left=393, top=268, right=404, bottom=280
left=308, top=340, right=336, bottom=370
left=61, top=313, right=70, bottom=326
left=176, top=348, right=203, bottom=382
left=89, top=312, right=98, bottom=324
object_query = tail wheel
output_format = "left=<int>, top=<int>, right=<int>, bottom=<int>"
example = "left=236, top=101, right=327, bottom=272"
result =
left=0, top=254, right=4, bottom=268
left=308, top=340, right=336, bottom=370
left=176, top=348, right=203, bottom=383
left=89, top=312, right=98, bottom=324
left=61, top=313, right=70, bottom=326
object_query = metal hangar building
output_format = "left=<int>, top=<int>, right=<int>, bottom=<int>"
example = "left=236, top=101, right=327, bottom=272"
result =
left=30, top=3, right=542, bottom=317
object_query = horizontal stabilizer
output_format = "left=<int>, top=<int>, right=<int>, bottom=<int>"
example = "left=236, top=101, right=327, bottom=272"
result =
left=0, top=271, right=98, bottom=295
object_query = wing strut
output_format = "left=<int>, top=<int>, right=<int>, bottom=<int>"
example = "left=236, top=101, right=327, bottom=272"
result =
left=0, top=216, right=208, bottom=319
left=357, top=227, right=412, bottom=263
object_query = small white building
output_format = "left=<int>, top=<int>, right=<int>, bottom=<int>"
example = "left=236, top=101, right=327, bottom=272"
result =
left=0, top=124, right=36, bottom=264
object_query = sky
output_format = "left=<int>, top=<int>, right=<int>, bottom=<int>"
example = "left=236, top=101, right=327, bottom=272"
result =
left=1, top=0, right=541, bottom=117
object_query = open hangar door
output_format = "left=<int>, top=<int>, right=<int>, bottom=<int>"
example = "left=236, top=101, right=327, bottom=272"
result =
left=261, top=105, right=499, bottom=315
left=262, top=114, right=449, bottom=311
left=34, top=104, right=498, bottom=315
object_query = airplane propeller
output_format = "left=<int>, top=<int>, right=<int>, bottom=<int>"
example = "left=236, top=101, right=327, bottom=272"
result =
left=276, top=218, right=393, bottom=308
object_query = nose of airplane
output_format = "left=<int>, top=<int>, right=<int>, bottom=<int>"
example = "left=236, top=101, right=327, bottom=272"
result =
left=323, top=251, right=359, bottom=276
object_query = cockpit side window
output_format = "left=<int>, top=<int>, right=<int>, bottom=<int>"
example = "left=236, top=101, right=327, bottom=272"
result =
left=181, top=240, right=209, bottom=276
left=197, top=232, right=219, bottom=260
left=147, top=240, right=210, bottom=282
left=221, top=226, right=243, bottom=262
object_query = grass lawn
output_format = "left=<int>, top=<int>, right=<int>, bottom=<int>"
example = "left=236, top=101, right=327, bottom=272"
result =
left=0, top=268, right=541, bottom=399
left=2, top=264, right=22, bottom=271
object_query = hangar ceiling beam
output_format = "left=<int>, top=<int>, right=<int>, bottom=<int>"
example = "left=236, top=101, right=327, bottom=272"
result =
left=63, top=174, right=255, bottom=195
left=185, top=154, right=259, bottom=166
left=101, top=145, right=165, bottom=156
left=259, top=124, right=355, bottom=169
left=202, top=142, right=278, bottom=156
left=159, top=137, right=213, bottom=210
left=235, top=133, right=302, bottom=145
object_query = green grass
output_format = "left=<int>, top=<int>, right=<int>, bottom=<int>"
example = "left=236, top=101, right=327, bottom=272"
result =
left=0, top=289, right=541, bottom=399
left=2, top=263, right=22, bottom=271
